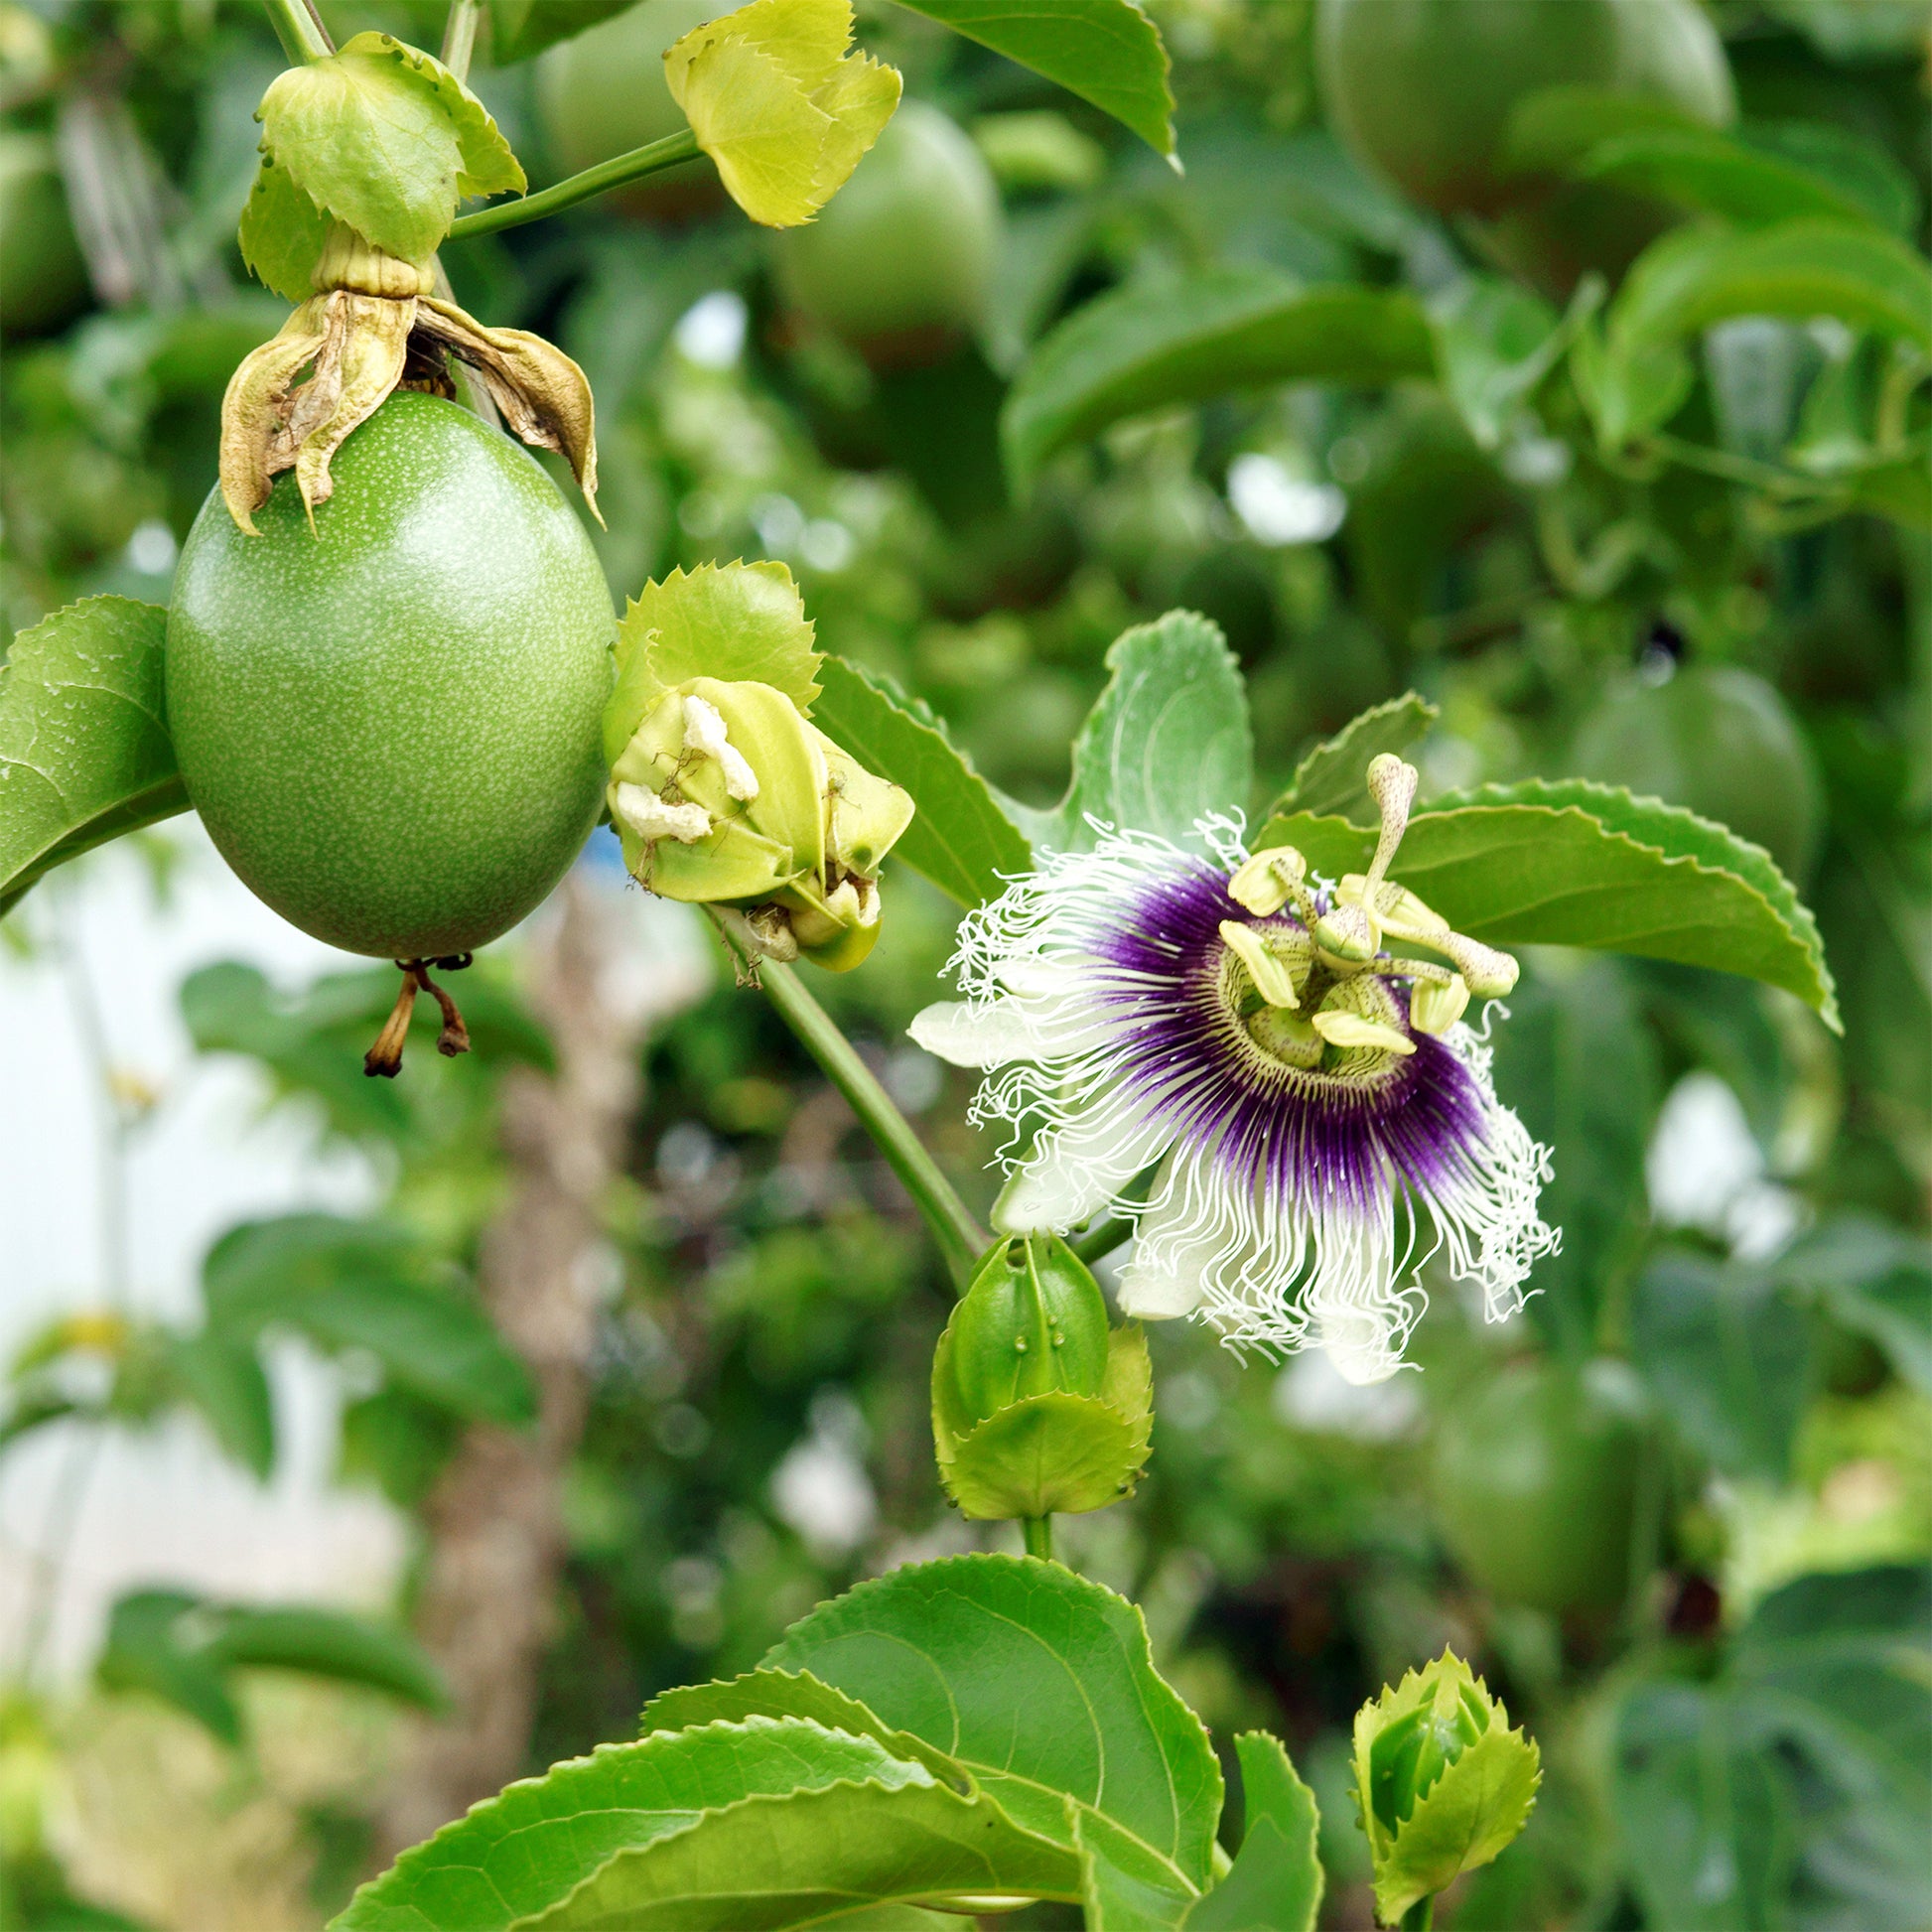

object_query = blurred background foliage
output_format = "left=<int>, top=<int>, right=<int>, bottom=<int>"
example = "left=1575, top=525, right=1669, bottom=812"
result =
left=0, top=0, right=1927, bottom=1926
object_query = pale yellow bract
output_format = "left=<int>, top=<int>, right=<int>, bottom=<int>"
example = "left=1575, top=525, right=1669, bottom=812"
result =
left=664, top=0, right=900, bottom=228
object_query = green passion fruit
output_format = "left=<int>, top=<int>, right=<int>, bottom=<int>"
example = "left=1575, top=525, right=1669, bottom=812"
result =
left=166, top=390, right=615, bottom=963
left=774, top=100, right=1002, bottom=371
left=0, top=131, right=88, bottom=339
left=1314, top=0, right=1733, bottom=293
left=1432, top=1357, right=1647, bottom=1617
left=1572, top=662, right=1823, bottom=883
left=535, top=0, right=730, bottom=219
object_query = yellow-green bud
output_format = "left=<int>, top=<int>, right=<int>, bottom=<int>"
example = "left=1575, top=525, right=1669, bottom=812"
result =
left=1352, top=1652, right=1540, bottom=1927
left=1407, top=972, right=1469, bottom=1035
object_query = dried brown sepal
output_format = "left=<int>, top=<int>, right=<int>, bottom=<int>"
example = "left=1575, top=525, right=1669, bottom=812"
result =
left=218, top=303, right=331, bottom=534
left=414, top=295, right=602, bottom=523
left=284, top=291, right=418, bottom=527
left=363, top=967, right=420, bottom=1078
left=361, top=958, right=473, bottom=1076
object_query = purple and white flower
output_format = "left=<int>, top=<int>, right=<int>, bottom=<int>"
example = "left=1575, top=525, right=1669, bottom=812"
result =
left=911, top=758, right=1558, bottom=1384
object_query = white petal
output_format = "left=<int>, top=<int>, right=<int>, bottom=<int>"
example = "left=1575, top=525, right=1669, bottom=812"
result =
left=993, top=1093, right=1173, bottom=1234
left=1114, top=1149, right=1249, bottom=1321
left=907, top=995, right=1109, bottom=1069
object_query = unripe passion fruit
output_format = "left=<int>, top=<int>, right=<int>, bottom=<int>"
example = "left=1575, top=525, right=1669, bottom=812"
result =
left=1314, top=0, right=1733, bottom=293
left=1572, top=663, right=1822, bottom=883
left=774, top=100, right=1002, bottom=371
left=535, top=0, right=729, bottom=219
left=1431, top=1357, right=1646, bottom=1616
left=0, top=131, right=88, bottom=339
left=166, top=391, right=614, bottom=960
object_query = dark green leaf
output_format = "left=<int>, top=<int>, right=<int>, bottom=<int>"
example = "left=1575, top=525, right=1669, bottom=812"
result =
left=1488, top=957, right=1658, bottom=1363
left=1614, top=1567, right=1932, bottom=1932
left=207, top=1607, right=445, bottom=1710
left=1630, top=1248, right=1812, bottom=1478
left=810, top=657, right=1032, bottom=907
left=1430, top=275, right=1596, bottom=452
left=1589, top=218, right=1932, bottom=448
left=204, top=1215, right=535, bottom=1426
left=1002, top=268, right=1432, bottom=488
left=1036, top=611, right=1252, bottom=856
left=1270, top=693, right=1436, bottom=824
left=486, top=0, right=636, bottom=63
left=1575, top=126, right=1896, bottom=231
left=334, top=1718, right=973, bottom=1931
left=164, top=1329, right=275, bottom=1479
left=1777, top=1217, right=1932, bottom=1397
left=892, top=0, right=1174, bottom=159
left=96, top=1590, right=240, bottom=1744
left=1254, top=779, right=1839, bottom=1027
left=0, top=598, right=185, bottom=918
left=763, top=1553, right=1224, bottom=1893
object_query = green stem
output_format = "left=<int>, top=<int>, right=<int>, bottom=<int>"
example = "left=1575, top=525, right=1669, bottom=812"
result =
left=259, top=0, right=333, bottom=61
left=449, top=130, right=702, bottom=241
left=1398, top=1898, right=1435, bottom=1932
left=1072, top=1215, right=1133, bottom=1265
left=439, top=0, right=484, bottom=79
left=1022, top=1516, right=1054, bottom=1562
left=713, top=918, right=987, bottom=1290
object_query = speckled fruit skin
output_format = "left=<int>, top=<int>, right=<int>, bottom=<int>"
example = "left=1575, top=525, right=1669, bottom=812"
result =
left=166, top=391, right=615, bottom=959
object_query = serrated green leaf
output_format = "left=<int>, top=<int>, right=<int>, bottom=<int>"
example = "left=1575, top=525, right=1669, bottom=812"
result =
left=207, top=1606, right=445, bottom=1710
left=1271, top=693, right=1437, bottom=824
left=1575, top=126, right=1894, bottom=231
left=941, top=1389, right=1145, bottom=1518
left=520, top=1771, right=1078, bottom=1928
left=763, top=1553, right=1224, bottom=1893
left=606, top=562, right=822, bottom=764
left=236, top=149, right=337, bottom=301
left=0, top=597, right=185, bottom=919
left=810, top=657, right=1031, bottom=906
left=1589, top=217, right=1932, bottom=448
left=1255, top=779, right=1838, bottom=1028
left=1183, top=1734, right=1321, bottom=1932
left=487, top=0, right=637, bottom=64
left=640, top=1669, right=968, bottom=1789
left=335, top=1718, right=946, bottom=1931
left=257, top=33, right=523, bottom=268
left=204, top=1215, right=535, bottom=1426
left=1040, top=611, right=1251, bottom=855
left=1002, top=268, right=1432, bottom=488
left=893, top=0, right=1173, bottom=158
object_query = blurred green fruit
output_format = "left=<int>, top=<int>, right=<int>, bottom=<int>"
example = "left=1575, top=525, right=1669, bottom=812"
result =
left=1572, top=662, right=1823, bottom=881
left=0, top=131, right=87, bottom=338
left=775, top=100, right=1001, bottom=370
left=1433, top=1358, right=1646, bottom=1616
left=1314, top=0, right=1733, bottom=292
left=534, top=0, right=729, bottom=219
left=166, top=392, right=614, bottom=959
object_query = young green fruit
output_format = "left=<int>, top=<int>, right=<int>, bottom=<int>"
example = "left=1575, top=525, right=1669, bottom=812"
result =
left=1572, top=662, right=1823, bottom=884
left=774, top=100, right=1001, bottom=370
left=1431, top=1356, right=1647, bottom=1617
left=0, top=131, right=88, bottom=339
left=535, top=0, right=730, bottom=220
left=166, top=391, right=615, bottom=961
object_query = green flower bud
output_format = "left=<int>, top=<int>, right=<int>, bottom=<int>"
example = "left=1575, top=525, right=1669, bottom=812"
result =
left=1351, top=1652, right=1540, bottom=1927
left=932, top=1235, right=1152, bottom=1521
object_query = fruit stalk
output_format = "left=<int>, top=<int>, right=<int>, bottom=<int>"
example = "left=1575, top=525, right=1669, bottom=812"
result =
left=258, top=0, right=332, bottom=63
left=711, top=911, right=987, bottom=1288
left=447, top=131, right=703, bottom=242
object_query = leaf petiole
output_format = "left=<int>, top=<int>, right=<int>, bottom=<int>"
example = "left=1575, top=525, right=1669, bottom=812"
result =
left=439, top=0, right=485, bottom=80
left=449, top=130, right=703, bottom=241
left=1023, top=1516, right=1054, bottom=1562
left=711, top=913, right=988, bottom=1290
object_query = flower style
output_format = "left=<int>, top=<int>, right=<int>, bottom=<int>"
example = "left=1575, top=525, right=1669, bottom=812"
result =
left=909, top=757, right=1558, bottom=1384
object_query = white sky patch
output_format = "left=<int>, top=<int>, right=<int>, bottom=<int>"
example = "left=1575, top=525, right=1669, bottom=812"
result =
left=770, top=1390, right=877, bottom=1560
left=674, top=289, right=748, bottom=368
left=1226, top=453, right=1346, bottom=546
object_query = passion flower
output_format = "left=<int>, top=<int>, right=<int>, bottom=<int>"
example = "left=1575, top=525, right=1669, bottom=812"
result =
left=910, top=757, right=1559, bottom=1383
